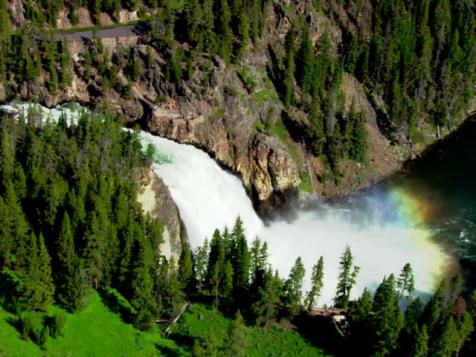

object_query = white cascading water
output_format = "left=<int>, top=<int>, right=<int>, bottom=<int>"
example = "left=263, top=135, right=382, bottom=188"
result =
left=139, top=131, right=451, bottom=305
left=2, top=103, right=452, bottom=305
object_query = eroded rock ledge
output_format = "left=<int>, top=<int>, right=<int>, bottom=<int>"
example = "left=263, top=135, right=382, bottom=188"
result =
left=137, top=167, right=182, bottom=262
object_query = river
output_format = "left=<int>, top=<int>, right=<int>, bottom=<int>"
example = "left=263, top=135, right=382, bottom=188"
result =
left=2, top=102, right=473, bottom=304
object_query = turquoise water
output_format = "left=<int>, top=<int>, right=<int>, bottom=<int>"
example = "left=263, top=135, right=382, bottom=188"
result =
left=392, top=115, right=476, bottom=289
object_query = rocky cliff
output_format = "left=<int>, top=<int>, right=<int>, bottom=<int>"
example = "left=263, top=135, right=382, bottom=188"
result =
left=137, top=166, right=182, bottom=262
left=4, top=0, right=475, bottom=213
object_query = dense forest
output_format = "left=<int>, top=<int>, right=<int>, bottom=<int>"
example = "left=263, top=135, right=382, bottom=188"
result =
left=0, top=107, right=474, bottom=355
left=0, top=108, right=183, bottom=336
left=0, top=0, right=476, bottom=355
left=0, top=0, right=474, bottom=170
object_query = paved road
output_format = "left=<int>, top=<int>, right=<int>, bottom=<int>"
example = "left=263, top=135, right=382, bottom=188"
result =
left=55, top=24, right=145, bottom=41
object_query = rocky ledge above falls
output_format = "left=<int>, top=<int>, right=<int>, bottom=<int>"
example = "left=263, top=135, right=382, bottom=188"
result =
left=145, top=102, right=301, bottom=214
left=137, top=166, right=183, bottom=262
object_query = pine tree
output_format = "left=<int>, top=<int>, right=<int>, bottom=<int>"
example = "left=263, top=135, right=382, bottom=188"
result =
left=20, top=233, right=55, bottom=311
left=222, top=310, right=247, bottom=357
left=217, top=0, right=233, bottom=62
left=344, top=35, right=359, bottom=73
left=305, top=256, right=324, bottom=311
left=222, top=260, right=234, bottom=309
left=334, top=245, right=360, bottom=308
left=5, top=183, right=30, bottom=270
left=397, top=263, right=415, bottom=300
left=348, top=288, right=373, bottom=355
left=431, top=317, right=459, bottom=357
left=370, top=275, right=404, bottom=356
left=432, top=0, right=452, bottom=69
left=0, top=0, right=11, bottom=38
left=252, top=268, right=280, bottom=326
left=230, top=217, right=249, bottom=289
left=56, top=212, right=84, bottom=311
left=195, top=238, right=209, bottom=291
left=249, top=238, right=268, bottom=285
left=179, top=242, right=194, bottom=293
left=0, top=128, right=15, bottom=192
left=283, top=27, right=297, bottom=107
left=421, top=280, right=448, bottom=334
left=297, top=28, right=316, bottom=95
left=410, top=324, right=429, bottom=357
left=83, top=213, right=106, bottom=289
left=130, top=236, right=156, bottom=329
left=59, top=41, right=72, bottom=87
left=235, top=10, right=250, bottom=61
left=284, top=257, right=305, bottom=317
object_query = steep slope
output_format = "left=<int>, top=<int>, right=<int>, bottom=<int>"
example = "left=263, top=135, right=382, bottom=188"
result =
left=1, top=0, right=475, bottom=211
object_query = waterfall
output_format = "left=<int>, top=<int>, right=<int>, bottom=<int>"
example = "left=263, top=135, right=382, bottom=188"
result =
left=140, top=132, right=451, bottom=305
left=2, top=102, right=452, bottom=305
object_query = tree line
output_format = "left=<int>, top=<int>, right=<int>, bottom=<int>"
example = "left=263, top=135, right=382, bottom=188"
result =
left=187, top=220, right=476, bottom=356
left=338, top=0, right=475, bottom=139
left=0, top=108, right=474, bottom=355
left=0, top=108, right=185, bottom=339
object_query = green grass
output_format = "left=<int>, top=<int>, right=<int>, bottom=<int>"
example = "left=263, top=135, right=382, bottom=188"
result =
left=267, top=118, right=302, bottom=168
left=0, top=308, right=40, bottom=357
left=299, top=171, right=313, bottom=192
left=254, top=89, right=280, bottom=102
left=0, top=293, right=187, bottom=357
left=173, top=304, right=327, bottom=356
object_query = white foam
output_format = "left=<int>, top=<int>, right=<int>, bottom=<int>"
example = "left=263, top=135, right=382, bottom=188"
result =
left=142, top=132, right=450, bottom=305
left=2, top=102, right=450, bottom=306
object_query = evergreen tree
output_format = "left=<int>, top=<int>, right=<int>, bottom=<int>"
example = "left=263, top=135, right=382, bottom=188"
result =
left=235, top=10, right=250, bottom=61
left=397, top=263, right=415, bottom=301
left=222, top=310, right=247, bottom=357
left=297, top=28, right=316, bottom=95
left=305, top=256, right=324, bottom=311
left=217, top=0, right=232, bottom=62
left=421, top=280, right=448, bottom=334
left=179, top=242, right=194, bottom=293
left=431, top=317, right=459, bottom=357
left=334, top=245, right=359, bottom=308
left=230, top=217, right=250, bottom=289
left=283, top=27, right=297, bottom=107
left=130, top=236, right=156, bottom=329
left=249, top=238, right=268, bottom=285
left=284, top=257, right=305, bottom=317
left=195, top=238, right=209, bottom=291
left=344, top=35, right=359, bottom=73
left=56, top=213, right=84, bottom=311
left=348, top=288, right=373, bottom=355
left=222, top=260, right=234, bottom=309
left=252, top=268, right=280, bottom=326
left=370, top=274, right=404, bottom=356
left=83, top=213, right=106, bottom=289
left=0, top=0, right=10, bottom=39
left=20, top=233, right=55, bottom=311
left=410, top=324, right=429, bottom=357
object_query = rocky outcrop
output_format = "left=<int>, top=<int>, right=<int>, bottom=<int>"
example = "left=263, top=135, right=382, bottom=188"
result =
left=137, top=167, right=182, bottom=262
left=4, top=0, right=474, bottom=212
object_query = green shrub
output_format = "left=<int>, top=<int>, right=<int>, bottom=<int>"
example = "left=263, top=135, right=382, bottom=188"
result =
left=18, top=312, right=44, bottom=345
left=101, top=287, right=137, bottom=322
left=255, top=119, right=266, bottom=132
left=238, top=67, right=257, bottom=93
left=44, top=313, right=67, bottom=338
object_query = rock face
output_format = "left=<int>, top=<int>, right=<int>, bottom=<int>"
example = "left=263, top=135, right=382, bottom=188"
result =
left=4, top=0, right=474, bottom=212
left=137, top=167, right=182, bottom=262
left=145, top=86, right=301, bottom=213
